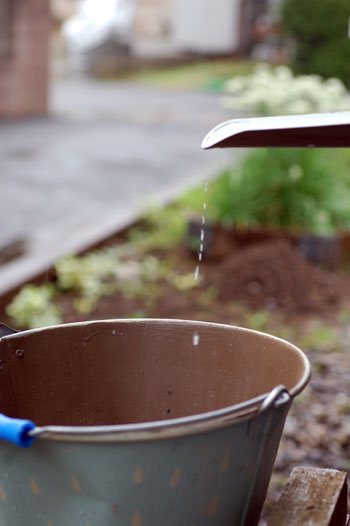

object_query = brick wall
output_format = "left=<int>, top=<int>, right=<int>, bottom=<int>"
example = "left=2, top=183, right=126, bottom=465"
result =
left=0, top=0, right=50, bottom=118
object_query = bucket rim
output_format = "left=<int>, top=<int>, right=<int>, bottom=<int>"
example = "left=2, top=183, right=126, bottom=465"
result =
left=2, top=319, right=311, bottom=443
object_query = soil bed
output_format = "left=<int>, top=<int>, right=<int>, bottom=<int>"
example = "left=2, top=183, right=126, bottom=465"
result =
left=1, top=235, right=350, bottom=522
left=55, top=238, right=350, bottom=323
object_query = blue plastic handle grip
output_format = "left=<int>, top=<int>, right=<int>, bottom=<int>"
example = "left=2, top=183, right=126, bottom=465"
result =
left=0, top=414, right=35, bottom=448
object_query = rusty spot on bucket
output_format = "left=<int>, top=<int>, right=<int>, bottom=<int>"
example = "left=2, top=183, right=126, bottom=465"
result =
left=169, top=467, right=181, bottom=488
left=30, top=478, right=40, bottom=496
left=132, top=509, right=142, bottom=526
left=72, top=475, right=82, bottom=494
left=207, top=496, right=219, bottom=516
left=0, top=484, right=7, bottom=502
left=112, top=504, right=118, bottom=515
left=48, top=522, right=52, bottom=526
left=133, top=465, right=144, bottom=485
left=219, top=450, right=231, bottom=472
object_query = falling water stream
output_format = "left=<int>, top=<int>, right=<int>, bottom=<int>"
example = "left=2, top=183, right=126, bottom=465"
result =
left=192, top=180, right=208, bottom=347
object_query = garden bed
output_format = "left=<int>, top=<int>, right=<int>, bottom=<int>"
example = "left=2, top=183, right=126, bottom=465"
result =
left=1, top=223, right=350, bottom=523
left=60, top=239, right=349, bottom=322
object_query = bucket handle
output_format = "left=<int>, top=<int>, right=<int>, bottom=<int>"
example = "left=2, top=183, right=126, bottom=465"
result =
left=0, top=414, right=35, bottom=448
left=0, top=323, right=292, bottom=447
left=0, top=386, right=291, bottom=448
left=247, top=385, right=290, bottom=439
left=257, top=384, right=291, bottom=414
left=0, top=323, right=19, bottom=338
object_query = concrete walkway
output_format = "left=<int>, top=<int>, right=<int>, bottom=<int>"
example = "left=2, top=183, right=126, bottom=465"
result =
left=0, top=77, right=235, bottom=295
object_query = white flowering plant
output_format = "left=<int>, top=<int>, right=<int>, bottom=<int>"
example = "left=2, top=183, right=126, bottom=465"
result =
left=213, top=64, right=350, bottom=237
left=223, top=64, right=350, bottom=116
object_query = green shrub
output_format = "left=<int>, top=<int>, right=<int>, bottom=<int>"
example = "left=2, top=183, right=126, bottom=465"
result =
left=196, top=148, right=350, bottom=235
left=281, top=0, right=350, bottom=86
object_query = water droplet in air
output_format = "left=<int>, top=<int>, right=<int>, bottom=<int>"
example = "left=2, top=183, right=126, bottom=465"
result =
left=194, top=266, right=199, bottom=281
left=193, top=332, right=200, bottom=346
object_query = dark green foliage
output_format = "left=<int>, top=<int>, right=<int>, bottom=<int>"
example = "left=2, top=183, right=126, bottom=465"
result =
left=203, top=149, right=350, bottom=235
left=281, top=0, right=350, bottom=86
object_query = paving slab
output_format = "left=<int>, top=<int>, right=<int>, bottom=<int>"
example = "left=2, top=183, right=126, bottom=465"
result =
left=0, top=77, right=236, bottom=296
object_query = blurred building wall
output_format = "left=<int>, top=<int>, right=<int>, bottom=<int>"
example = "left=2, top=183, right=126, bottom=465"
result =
left=132, top=0, right=243, bottom=58
left=172, top=0, right=241, bottom=54
left=0, top=0, right=50, bottom=118
left=132, top=0, right=173, bottom=58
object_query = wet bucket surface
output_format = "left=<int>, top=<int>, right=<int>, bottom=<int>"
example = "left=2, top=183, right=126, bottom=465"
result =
left=0, top=319, right=310, bottom=525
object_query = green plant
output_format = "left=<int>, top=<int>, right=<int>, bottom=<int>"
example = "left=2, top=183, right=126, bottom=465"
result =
left=167, top=271, right=201, bottom=291
left=281, top=0, right=350, bottom=86
left=301, top=325, right=339, bottom=351
left=197, top=286, right=219, bottom=308
left=197, top=148, right=350, bottom=235
left=55, top=248, right=120, bottom=313
left=5, top=240, right=168, bottom=326
left=55, top=248, right=164, bottom=313
left=127, top=205, right=187, bottom=251
left=244, top=310, right=270, bottom=332
left=6, top=284, right=62, bottom=329
left=337, top=308, right=350, bottom=324
left=223, top=64, right=350, bottom=116
left=56, top=249, right=117, bottom=297
left=126, top=310, right=148, bottom=319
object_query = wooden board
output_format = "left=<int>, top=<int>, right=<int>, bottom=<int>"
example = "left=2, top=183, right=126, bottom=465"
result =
left=267, top=467, right=348, bottom=526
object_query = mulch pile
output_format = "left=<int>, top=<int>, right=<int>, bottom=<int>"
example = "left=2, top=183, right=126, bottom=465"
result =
left=218, top=240, right=348, bottom=315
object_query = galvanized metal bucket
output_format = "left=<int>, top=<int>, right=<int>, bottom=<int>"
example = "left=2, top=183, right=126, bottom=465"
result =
left=0, top=319, right=310, bottom=526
